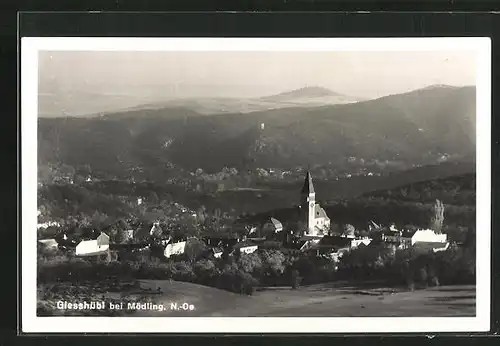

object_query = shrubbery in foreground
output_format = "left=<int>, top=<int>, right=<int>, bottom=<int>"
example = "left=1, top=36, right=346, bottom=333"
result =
left=38, top=241, right=475, bottom=297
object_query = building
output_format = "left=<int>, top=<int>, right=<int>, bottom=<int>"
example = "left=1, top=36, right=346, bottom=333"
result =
left=150, top=222, right=163, bottom=237
left=351, top=237, right=372, bottom=249
left=38, top=239, right=58, bottom=250
left=270, top=218, right=283, bottom=233
left=380, top=227, right=448, bottom=251
left=233, top=240, right=259, bottom=254
left=164, top=241, right=186, bottom=258
left=300, top=171, right=330, bottom=237
left=307, top=235, right=352, bottom=259
left=411, top=229, right=447, bottom=245
left=75, top=232, right=110, bottom=256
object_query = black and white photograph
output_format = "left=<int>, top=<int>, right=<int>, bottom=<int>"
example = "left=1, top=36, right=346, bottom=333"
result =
left=21, top=37, right=491, bottom=333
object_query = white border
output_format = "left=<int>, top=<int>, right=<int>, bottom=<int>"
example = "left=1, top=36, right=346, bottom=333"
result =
left=21, top=37, right=491, bottom=334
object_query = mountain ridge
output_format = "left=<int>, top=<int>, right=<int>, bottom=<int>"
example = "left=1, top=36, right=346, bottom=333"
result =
left=38, top=85, right=476, bottom=176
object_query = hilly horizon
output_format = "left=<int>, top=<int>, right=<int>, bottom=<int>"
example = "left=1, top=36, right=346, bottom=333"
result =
left=36, top=84, right=457, bottom=119
left=38, top=85, right=476, bottom=180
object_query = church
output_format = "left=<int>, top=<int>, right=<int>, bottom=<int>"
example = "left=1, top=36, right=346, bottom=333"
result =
left=300, top=171, right=331, bottom=237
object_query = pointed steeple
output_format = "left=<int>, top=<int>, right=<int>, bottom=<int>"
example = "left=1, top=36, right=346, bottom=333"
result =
left=301, top=171, right=315, bottom=195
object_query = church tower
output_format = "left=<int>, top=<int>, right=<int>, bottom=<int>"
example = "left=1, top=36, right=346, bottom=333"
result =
left=301, top=171, right=316, bottom=234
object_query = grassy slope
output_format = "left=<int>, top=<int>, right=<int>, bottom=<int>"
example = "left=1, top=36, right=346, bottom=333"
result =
left=129, top=280, right=475, bottom=317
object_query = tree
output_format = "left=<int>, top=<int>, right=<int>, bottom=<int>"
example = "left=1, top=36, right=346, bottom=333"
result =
left=290, top=269, right=301, bottom=290
left=184, top=238, right=208, bottom=264
left=261, top=250, right=286, bottom=277
left=419, top=267, right=428, bottom=287
left=238, top=253, right=263, bottom=275
left=329, top=222, right=341, bottom=235
left=430, top=199, right=445, bottom=233
left=343, top=224, right=356, bottom=238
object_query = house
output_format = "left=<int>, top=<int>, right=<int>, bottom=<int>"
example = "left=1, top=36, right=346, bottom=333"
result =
left=301, top=235, right=352, bottom=258
left=270, top=218, right=283, bottom=233
left=411, top=229, right=447, bottom=245
left=164, top=241, right=186, bottom=258
left=37, top=221, right=60, bottom=230
left=351, top=237, right=372, bottom=249
left=413, top=241, right=450, bottom=253
left=38, top=239, right=58, bottom=250
left=299, top=171, right=330, bottom=237
left=122, top=229, right=135, bottom=241
left=75, top=232, right=110, bottom=256
left=212, top=247, right=224, bottom=258
left=134, top=224, right=154, bottom=241
left=380, top=227, right=448, bottom=251
left=261, top=217, right=284, bottom=237
left=150, top=222, right=163, bottom=237
left=202, top=233, right=240, bottom=249
left=233, top=240, right=258, bottom=254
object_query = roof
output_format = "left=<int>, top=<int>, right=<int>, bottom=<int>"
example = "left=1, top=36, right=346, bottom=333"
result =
left=212, top=247, right=224, bottom=254
left=38, top=239, right=58, bottom=247
left=270, top=217, right=283, bottom=228
left=97, top=232, right=110, bottom=246
left=314, top=205, right=329, bottom=219
left=259, top=240, right=283, bottom=249
left=401, top=230, right=417, bottom=238
left=203, top=232, right=239, bottom=240
left=317, top=236, right=351, bottom=249
left=233, top=240, right=258, bottom=249
left=301, top=171, right=315, bottom=195
left=413, top=241, right=449, bottom=252
left=75, top=240, right=109, bottom=256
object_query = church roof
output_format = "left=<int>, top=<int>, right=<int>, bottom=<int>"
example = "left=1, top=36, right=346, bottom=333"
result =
left=314, top=204, right=329, bottom=219
left=301, top=171, right=315, bottom=194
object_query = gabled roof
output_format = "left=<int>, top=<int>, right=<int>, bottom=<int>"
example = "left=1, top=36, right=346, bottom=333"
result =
left=75, top=239, right=109, bottom=256
left=314, top=205, right=329, bottom=219
left=301, top=171, right=315, bottom=195
left=38, top=239, right=58, bottom=247
left=233, top=239, right=258, bottom=249
left=270, top=217, right=283, bottom=229
left=401, top=230, right=417, bottom=238
left=317, top=235, right=351, bottom=248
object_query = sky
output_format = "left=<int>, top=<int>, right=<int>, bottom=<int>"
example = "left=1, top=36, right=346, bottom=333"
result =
left=38, top=50, right=477, bottom=101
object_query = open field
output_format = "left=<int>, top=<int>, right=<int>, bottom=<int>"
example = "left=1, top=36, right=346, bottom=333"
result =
left=127, top=280, right=475, bottom=317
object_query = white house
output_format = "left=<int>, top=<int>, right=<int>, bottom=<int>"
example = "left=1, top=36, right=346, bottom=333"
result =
left=270, top=218, right=283, bottom=233
left=411, top=229, right=447, bottom=245
left=37, top=221, right=60, bottom=229
left=164, top=241, right=186, bottom=258
left=351, top=238, right=372, bottom=249
left=233, top=240, right=259, bottom=254
left=212, top=247, right=224, bottom=258
left=38, top=239, right=58, bottom=250
left=75, top=232, right=110, bottom=256
left=240, top=245, right=258, bottom=254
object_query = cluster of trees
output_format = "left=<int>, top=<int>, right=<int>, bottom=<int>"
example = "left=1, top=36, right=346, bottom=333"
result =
left=366, top=173, right=475, bottom=206
left=322, top=197, right=475, bottom=232
left=38, top=246, right=290, bottom=295
left=337, top=240, right=476, bottom=288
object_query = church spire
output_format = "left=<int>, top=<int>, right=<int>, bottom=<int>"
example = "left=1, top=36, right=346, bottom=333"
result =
left=301, top=171, right=315, bottom=195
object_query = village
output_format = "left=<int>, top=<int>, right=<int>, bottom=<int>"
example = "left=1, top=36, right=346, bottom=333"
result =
left=37, top=171, right=451, bottom=269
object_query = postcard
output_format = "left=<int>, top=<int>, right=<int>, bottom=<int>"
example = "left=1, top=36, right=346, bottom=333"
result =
left=21, top=37, right=491, bottom=333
